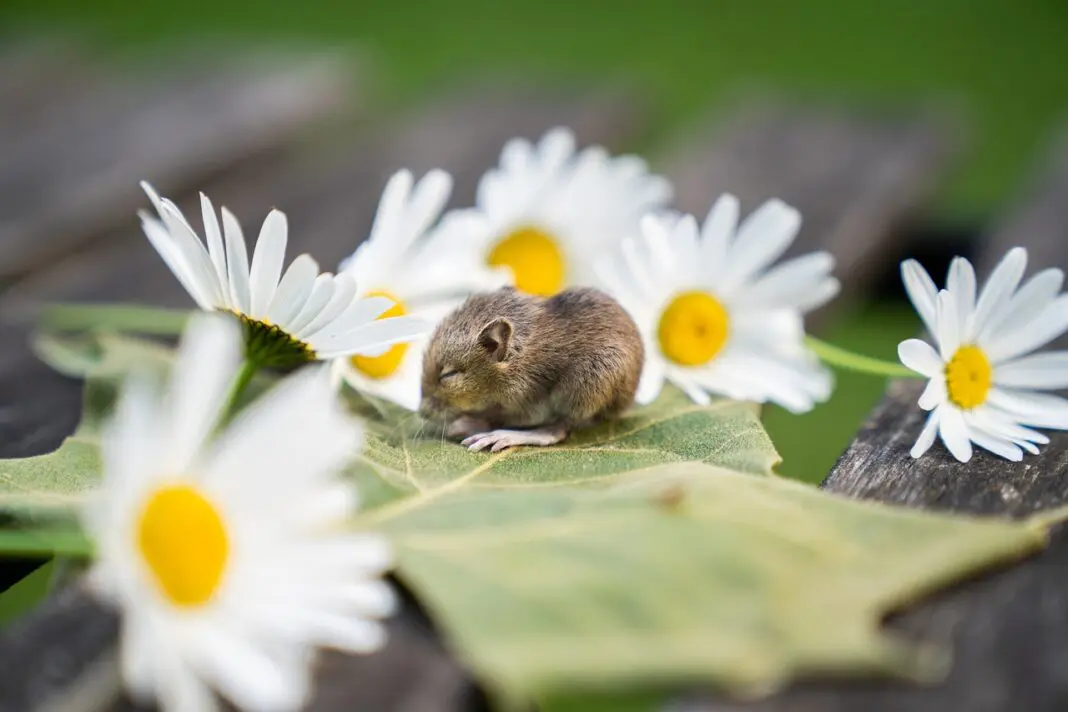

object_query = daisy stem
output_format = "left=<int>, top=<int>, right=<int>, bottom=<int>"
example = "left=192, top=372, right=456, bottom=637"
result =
left=805, top=336, right=922, bottom=379
left=223, top=359, right=261, bottom=419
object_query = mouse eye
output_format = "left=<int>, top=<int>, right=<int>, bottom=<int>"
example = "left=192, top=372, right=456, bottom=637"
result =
left=440, top=368, right=461, bottom=381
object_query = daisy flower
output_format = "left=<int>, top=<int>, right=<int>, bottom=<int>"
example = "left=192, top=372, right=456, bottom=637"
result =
left=85, top=315, right=395, bottom=712
left=139, top=182, right=427, bottom=369
left=898, top=247, right=1068, bottom=462
left=596, top=194, right=838, bottom=413
left=440, top=127, right=672, bottom=297
left=334, top=169, right=508, bottom=410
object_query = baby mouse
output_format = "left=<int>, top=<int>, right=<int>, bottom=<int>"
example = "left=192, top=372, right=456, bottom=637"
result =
left=420, top=286, right=644, bottom=452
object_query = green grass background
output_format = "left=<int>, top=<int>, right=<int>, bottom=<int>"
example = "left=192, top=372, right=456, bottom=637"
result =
left=1, top=0, right=1065, bottom=706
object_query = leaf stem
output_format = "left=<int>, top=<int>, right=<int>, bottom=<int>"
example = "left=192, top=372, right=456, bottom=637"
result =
left=223, top=359, right=261, bottom=420
left=805, top=336, right=922, bottom=379
left=0, top=529, right=94, bottom=558
left=40, top=304, right=190, bottom=335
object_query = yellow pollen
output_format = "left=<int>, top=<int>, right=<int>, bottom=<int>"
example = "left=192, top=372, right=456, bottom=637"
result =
left=137, top=484, right=229, bottom=608
left=945, top=344, right=992, bottom=409
left=351, top=291, right=409, bottom=379
left=658, top=291, right=731, bottom=366
left=487, top=226, right=566, bottom=296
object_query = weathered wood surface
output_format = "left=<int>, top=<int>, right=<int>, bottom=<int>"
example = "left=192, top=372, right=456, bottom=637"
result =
left=661, top=98, right=963, bottom=324
left=0, top=47, right=355, bottom=284
left=679, top=133, right=1068, bottom=712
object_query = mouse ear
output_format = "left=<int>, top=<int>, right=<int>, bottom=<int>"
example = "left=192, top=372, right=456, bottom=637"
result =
left=478, top=318, right=512, bottom=362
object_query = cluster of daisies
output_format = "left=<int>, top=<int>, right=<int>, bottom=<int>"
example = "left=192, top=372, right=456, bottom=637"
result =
left=83, top=126, right=1068, bottom=712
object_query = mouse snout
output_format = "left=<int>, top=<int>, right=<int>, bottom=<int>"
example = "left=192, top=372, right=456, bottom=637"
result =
left=419, top=394, right=443, bottom=420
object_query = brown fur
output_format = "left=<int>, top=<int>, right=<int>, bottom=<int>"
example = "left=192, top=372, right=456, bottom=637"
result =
left=420, top=286, right=644, bottom=435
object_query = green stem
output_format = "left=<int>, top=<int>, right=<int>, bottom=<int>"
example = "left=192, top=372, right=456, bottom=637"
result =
left=805, top=335, right=922, bottom=379
left=39, top=304, right=190, bottom=335
left=223, top=359, right=261, bottom=420
left=0, top=529, right=94, bottom=559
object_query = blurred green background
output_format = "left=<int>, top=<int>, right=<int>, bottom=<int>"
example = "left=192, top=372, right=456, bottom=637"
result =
left=1, top=1, right=1066, bottom=707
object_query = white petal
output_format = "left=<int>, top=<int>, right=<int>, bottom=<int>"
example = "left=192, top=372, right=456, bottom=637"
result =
left=917, top=377, right=947, bottom=411
left=203, top=366, right=360, bottom=498
left=985, top=295, right=1068, bottom=363
left=935, top=289, right=961, bottom=360
left=188, top=624, right=308, bottom=712
left=267, top=254, right=320, bottom=327
left=222, top=207, right=252, bottom=315
left=910, top=411, right=939, bottom=458
left=328, top=296, right=397, bottom=335
left=986, top=388, right=1068, bottom=429
left=723, top=198, right=801, bottom=286
left=937, top=406, right=973, bottom=462
left=946, top=257, right=977, bottom=339
left=699, top=194, right=739, bottom=277
left=738, top=252, right=838, bottom=312
left=297, top=273, right=358, bottom=340
left=897, top=339, right=944, bottom=377
left=635, top=353, right=666, bottom=405
left=165, top=315, right=242, bottom=473
left=901, top=259, right=939, bottom=338
left=667, top=371, right=711, bottom=405
left=284, top=275, right=335, bottom=336
left=158, top=200, right=226, bottom=308
left=972, top=247, right=1028, bottom=338
left=315, top=316, right=429, bottom=358
left=980, top=267, right=1064, bottom=346
left=200, top=193, right=229, bottom=295
left=248, top=210, right=289, bottom=319
left=967, top=428, right=1023, bottom=462
left=995, top=351, right=1068, bottom=389
left=140, top=213, right=215, bottom=311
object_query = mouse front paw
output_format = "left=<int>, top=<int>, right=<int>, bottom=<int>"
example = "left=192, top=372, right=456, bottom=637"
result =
left=446, top=416, right=492, bottom=440
left=462, top=426, right=567, bottom=453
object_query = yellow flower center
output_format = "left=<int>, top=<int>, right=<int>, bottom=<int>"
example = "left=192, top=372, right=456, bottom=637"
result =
left=137, top=484, right=229, bottom=608
left=351, top=291, right=409, bottom=379
left=657, top=291, right=731, bottom=366
left=945, top=344, right=992, bottom=409
left=487, top=226, right=566, bottom=296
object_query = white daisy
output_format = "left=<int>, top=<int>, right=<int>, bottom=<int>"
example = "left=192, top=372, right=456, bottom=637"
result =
left=898, top=247, right=1068, bottom=463
left=439, top=126, right=672, bottom=296
left=84, top=315, right=395, bottom=712
left=333, top=169, right=508, bottom=410
left=596, top=194, right=838, bottom=413
left=139, top=182, right=427, bottom=368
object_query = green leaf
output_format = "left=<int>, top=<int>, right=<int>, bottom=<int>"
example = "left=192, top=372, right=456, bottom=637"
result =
left=366, top=461, right=1045, bottom=699
left=6, top=330, right=1059, bottom=704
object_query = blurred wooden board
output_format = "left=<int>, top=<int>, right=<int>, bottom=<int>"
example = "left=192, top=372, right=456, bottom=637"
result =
left=0, top=45, right=355, bottom=285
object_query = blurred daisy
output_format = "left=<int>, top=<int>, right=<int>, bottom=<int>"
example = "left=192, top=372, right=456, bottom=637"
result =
left=596, top=194, right=838, bottom=413
left=441, top=127, right=672, bottom=296
left=898, top=248, right=1068, bottom=462
left=139, top=182, right=427, bottom=368
left=85, top=315, right=395, bottom=712
left=334, top=169, right=509, bottom=410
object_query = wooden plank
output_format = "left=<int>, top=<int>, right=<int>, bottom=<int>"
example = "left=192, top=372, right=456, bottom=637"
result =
left=0, top=48, right=356, bottom=284
left=659, top=97, right=962, bottom=324
left=0, top=82, right=647, bottom=712
left=677, top=131, right=1068, bottom=711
